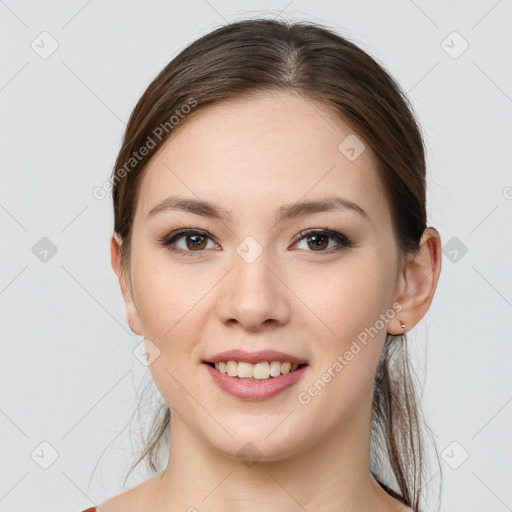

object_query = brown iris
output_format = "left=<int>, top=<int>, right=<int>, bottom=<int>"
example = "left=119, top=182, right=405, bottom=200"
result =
left=186, top=234, right=208, bottom=250
left=307, top=233, right=328, bottom=251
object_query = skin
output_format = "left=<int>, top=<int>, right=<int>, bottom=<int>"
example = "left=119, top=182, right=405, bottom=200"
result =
left=104, top=90, right=441, bottom=512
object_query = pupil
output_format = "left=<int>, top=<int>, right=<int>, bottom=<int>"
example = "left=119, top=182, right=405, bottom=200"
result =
left=187, top=235, right=206, bottom=250
left=309, top=234, right=327, bottom=250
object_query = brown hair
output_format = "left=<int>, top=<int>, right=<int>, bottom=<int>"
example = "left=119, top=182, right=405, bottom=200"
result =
left=110, top=18, right=441, bottom=511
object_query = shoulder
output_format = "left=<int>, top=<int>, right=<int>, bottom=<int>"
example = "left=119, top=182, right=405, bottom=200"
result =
left=95, top=489, right=142, bottom=512
left=95, top=486, right=146, bottom=512
left=95, top=471, right=164, bottom=512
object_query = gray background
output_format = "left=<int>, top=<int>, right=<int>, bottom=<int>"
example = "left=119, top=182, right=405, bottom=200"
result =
left=1, top=1, right=511, bottom=511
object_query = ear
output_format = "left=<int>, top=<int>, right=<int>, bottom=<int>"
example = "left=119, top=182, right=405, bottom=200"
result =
left=388, top=227, right=442, bottom=335
left=110, top=232, right=143, bottom=336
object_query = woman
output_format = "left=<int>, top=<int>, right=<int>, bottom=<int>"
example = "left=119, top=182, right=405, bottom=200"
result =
left=84, top=18, right=442, bottom=512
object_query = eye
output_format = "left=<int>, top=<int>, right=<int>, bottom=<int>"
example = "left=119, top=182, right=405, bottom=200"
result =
left=157, top=228, right=219, bottom=256
left=157, top=227, right=354, bottom=257
left=291, top=228, right=353, bottom=254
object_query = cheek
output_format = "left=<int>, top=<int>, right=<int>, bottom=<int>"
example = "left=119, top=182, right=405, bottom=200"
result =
left=133, top=265, right=211, bottom=411
left=131, top=255, right=224, bottom=361
left=293, top=253, right=393, bottom=343
left=133, top=253, right=215, bottom=337
left=292, top=253, right=393, bottom=405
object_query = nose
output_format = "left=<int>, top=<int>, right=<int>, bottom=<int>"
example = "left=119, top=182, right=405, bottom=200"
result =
left=216, top=252, right=292, bottom=331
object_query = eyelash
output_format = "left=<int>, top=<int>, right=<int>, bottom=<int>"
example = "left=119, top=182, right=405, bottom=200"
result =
left=156, top=227, right=354, bottom=257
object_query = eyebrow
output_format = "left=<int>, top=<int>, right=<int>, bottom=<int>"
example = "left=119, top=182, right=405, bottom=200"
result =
left=146, top=195, right=369, bottom=223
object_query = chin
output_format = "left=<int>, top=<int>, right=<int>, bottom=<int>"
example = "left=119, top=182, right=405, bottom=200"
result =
left=202, top=425, right=311, bottom=465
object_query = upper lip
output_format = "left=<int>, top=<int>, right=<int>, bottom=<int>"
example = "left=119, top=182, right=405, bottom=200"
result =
left=204, top=349, right=308, bottom=365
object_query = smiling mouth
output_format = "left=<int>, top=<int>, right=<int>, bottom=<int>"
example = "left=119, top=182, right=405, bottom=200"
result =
left=205, top=361, right=308, bottom=380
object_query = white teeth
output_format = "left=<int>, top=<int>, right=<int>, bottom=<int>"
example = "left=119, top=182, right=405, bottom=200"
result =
left=269, top=361, right=282, bottom=377
left=213, top=360, right=303, bottom=379
left=253, top=362, right=270, bottom=380
left=226, top=361, right=238, bottom=377
left=237, top=362, right=253, bottom=379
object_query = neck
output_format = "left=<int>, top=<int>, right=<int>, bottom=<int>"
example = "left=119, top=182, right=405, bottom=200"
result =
left=145, top=388, right=400, bottom=512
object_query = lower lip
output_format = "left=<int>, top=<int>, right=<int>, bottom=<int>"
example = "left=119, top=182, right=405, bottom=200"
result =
left=203, top=363, right=308, bottom=401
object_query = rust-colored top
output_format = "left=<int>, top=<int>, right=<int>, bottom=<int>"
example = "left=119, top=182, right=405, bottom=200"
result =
left=81, top=508, right=97, bottom=512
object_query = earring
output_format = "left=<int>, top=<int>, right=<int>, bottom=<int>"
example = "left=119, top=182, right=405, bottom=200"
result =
left=398, top=319, right=407, bottom=350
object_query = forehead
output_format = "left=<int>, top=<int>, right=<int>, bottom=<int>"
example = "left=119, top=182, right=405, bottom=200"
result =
left=136, top=91, right=389, bottom=226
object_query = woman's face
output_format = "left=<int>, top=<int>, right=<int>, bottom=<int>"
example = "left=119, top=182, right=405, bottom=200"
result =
left=120, top=91, right=405, bottom=461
